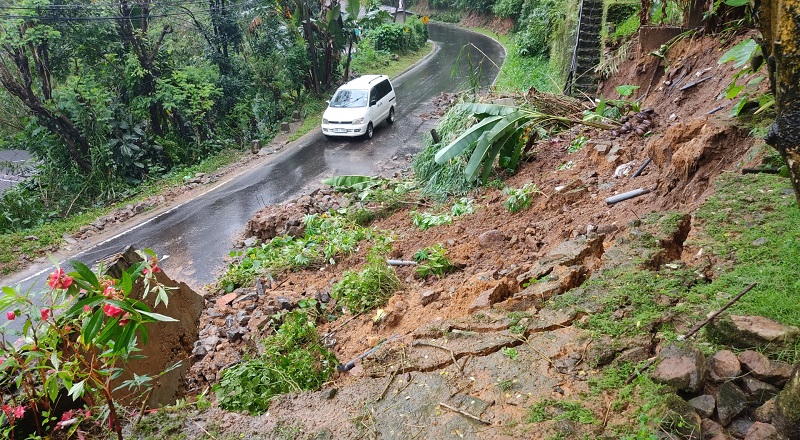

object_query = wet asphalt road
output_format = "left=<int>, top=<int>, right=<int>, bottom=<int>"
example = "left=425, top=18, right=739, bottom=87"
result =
left=1, top=22, right=504, bottom=293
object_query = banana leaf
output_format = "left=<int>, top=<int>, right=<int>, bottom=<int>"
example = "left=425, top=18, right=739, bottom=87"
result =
left=434, top=115, right=503, bottom=164
left=464, top=111, right=529, bottom=181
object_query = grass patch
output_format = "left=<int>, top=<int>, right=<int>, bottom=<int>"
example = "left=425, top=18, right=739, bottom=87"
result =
left=690, top=173, right=800, bottom=357
left=214, top=306, right=338, bottom=414
left=526, top=399, right=597, bottom=424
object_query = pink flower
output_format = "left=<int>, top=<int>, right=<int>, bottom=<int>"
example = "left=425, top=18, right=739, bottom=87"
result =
left=102, top=303, right=123, bottom=318
left=83, top=305, right=92, bottom=313
left=40, top=309, right=51, bottom=320
left=118, top=312, right=131, bottom=326
left=102, top=285, right=118, bottom=298
left=47, top=268, right=73, bottom=290
left=12, top=405, right=24, bottom=419
left=6, top=311, right=15, bottom=321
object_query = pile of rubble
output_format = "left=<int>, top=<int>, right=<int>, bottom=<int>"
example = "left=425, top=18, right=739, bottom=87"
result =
left=650, top=315, right=800, bottom=439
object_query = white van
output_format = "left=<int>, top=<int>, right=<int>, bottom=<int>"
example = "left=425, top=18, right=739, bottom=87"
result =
left=321, top=75, right=396, bottom=139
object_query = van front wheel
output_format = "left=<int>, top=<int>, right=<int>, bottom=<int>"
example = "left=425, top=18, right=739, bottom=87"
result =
left=364, top=122, right=374, bottom=140
left=387, top=107, right=395, bottom=124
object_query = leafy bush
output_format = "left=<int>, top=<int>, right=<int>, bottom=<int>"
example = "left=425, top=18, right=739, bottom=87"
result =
left=330, top=251, right=401, bottom=313
left=214, top=304, right=337, bottom=414
left=503, top=183, right=540, bottom=213
left=367, top=16, right=428, bottom=55
left=414, top=244, right=457, bottom=278
left=220, top=213, right=375, bottom=290
left=350, top=38, right=393, bottom=74
left=0, top=250, right=176, bottom=438
left=513, top=0, right=560, bottom=57
left=414, top=106, right=476, bottom=200
left=430, top=12, right=462, bottom=23
left=411, top=198, right=474, bottom=230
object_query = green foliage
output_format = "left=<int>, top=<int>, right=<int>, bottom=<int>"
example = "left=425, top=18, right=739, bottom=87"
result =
left=214, top=304, right=338, bottom=414
left=330, top=250, right=401, bottom=313
left=513, top=0, right=561, bottom=57
left=526, top=399, right=597, bottom=424
left=350, top=38, right=393, bottom=74
left=411, top=197, right=474, bottom=230
left=0, top=250, right=176, bottom=437
left=500, top=346, right=519, bottom=360
left=434, top=103, right=605, bottom=185
left=718, top=39, right=773, bottom=117
left=430, top=11, right=462, bottom=23
left=414, top=244, right=457, bottom=278
left=616, top=84, right=640, bottom=98
left=503, top=183, right=540, bottom=213
left=220, top=213, right=376, bottom=290
left=568, top=135, right=589, bottom=153
left=367, top=16, right=428, bottom=55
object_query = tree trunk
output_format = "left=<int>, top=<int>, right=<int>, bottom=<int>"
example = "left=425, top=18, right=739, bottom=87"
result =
left=759, top=0, right=800, bottom=206
left=302, top=0, right=320, bottom=94
left=344, top=37, right=353, bottom=81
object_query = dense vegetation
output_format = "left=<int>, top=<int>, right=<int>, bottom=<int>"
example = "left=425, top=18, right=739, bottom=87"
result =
left=0, top=0, right=428, bottom=234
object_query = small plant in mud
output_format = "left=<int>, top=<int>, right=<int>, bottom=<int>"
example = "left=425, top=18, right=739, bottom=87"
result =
left=526, top=399, right=597, bottom=424
left=556, top=160, right=575, bottom=171
left=0, top=250, right=176, bottom=440
left=500, top=346, right=519, bottom=360
left=508, top=311, right=532, bottom=334
left=331, top=245, right=401, bottom=314
left=413, top=244, right=457, bottom=279
left=503, top=183, right=541, bottom=213
left=567, top=135, right=589, bottom=153
left=214, top=300, right=338, bottom=414
left=221, top=213, right=377, bottom=291
left=410, top=197, right=474, bottom=230
left=496, top=378, right=516, bottom=391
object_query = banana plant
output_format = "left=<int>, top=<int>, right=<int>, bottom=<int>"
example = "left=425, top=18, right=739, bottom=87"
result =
left=434, top=103, right=611, bottom=183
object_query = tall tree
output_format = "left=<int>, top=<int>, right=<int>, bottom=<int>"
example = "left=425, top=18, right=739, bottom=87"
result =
left=758, top=0, right=800, bottom=205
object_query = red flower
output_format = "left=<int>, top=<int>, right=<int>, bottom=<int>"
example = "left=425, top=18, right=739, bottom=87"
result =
left=118, top=312, right=131, bottom=326
left=40, top=308, right=51, bottom=320
left=13, top=406, right=24, bottom=419
left=47, top=268, right=73, bottom=290
left=102, top=285, right=118, bottom=298
left=102, top=303, right=124, bottom=318
left=83, top=305, right=92, bottom=313
left=6, top=311, right=15, bottom=321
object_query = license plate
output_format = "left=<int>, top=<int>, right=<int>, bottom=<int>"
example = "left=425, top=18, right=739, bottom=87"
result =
left=334, top=128, right=346, bottom=133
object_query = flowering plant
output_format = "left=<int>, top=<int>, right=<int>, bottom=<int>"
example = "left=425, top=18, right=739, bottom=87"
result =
left=0, top=249, right=176, bottom=439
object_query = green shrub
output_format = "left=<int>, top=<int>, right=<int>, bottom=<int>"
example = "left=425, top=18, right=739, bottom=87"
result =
left=214, top=305, right=338, bottom=414
left=503, top=183, right=541, bottom=213
left=414, top=244, right=457, bottom=278
left=331, top=251, right=401, bottom=313
left=367, top=16, right=428, bottom=55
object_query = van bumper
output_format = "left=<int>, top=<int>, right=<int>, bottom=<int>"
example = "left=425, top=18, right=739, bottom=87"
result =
left=321, top=123, right=368, bottom=137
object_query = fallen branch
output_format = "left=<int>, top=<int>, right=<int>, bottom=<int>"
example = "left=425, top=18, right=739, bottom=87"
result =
left=377, top=366, right=400, bottom=401
left=625, top=357, right=656, bottom=385
left=679, top=75, right=713, bottom=91
left=439, top=402, right=491, bottom=425
left=413, top=340, right=463, bottom=375
left=678, top=283, right=757, bottom=340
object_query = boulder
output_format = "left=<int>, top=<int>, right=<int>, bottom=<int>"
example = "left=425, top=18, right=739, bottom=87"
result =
left=716, top=382, right=749, bottom=426
left=744, top=422, right=779, bottom=440
left=687, top=394, right=715, bottom=419
left=708, top=315, right=800, bottom=352
left=773, top=362, right=800, bottom=439
left=708, top=350, right=742, bottom=382
left=739, top=350, right=773, bottom=378
left=651, top=344, right=707, bottom=393
left=740, top=376, right=780, bottom=404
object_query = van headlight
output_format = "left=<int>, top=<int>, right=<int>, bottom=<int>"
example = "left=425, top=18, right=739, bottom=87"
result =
left=352, top=117, right=364, bottom=124
left=322, top=118, right=329, bottom=124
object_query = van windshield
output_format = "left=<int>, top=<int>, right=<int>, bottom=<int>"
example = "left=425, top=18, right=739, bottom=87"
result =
left=330, top=89, right=368, bottom=108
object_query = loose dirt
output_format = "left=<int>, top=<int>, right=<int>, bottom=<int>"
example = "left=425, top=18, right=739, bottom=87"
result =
left=169, top=30, right=775, bottom=439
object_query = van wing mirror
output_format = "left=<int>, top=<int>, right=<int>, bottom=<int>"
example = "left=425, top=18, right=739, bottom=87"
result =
left=370, top=98, right=377, bottom=106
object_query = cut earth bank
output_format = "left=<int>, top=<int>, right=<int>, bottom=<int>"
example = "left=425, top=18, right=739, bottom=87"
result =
left=137, top=31, right=800, bottom=439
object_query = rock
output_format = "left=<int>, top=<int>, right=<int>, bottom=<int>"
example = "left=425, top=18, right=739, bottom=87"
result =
left=709, top=315, right=800, bottom=352
left=661, top=395, right=702, bottom=439
left=773, top=362, right=800, bottom=439
left=651, top=344, right=707, bottom=393
left=765, top=361, right=794, bottom=387
left=316, top=292, right=331, bottom=303
left=191, top=344, right=208, bottom=359
left=708, top=350, right=742, bottom=382
left=728, top=418, right=755, bottom=438
left=276, top=296, right=294, bottom=310
left=478, top=229, right=506, bottom=247
left=702, top=418, right=726, bottom=437
left=542, top=234, right=605, bottom=267
left=226, top=327, right=245, bottom=342
left=233, top=293, right=257, bottom=305
left=216, top=292, right=237, bottom=308
left=740, top=376, right=780, bottom=404
left=687, top=394, right=715, bottom=418
left=754, top=398, right=775, bottom=423
left=614, top=346, right=650, bottom=366
left=243, top=236, right=258, bottom=247
left=236, top=311, right=251, bottom=326
left=752, top=237, right=769, bottom=246
left=739, top=350, right=773, bottom=378
left=321, top=388, right=337, bottom=400
left=420, top=289, right=440, bottom=306
left=716, top=382, right=749, bottom=426
left=744, top=422, right=778, bottom=440
left=468, top=284, right=510, bottom=313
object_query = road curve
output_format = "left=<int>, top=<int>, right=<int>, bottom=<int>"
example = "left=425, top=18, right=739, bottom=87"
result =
left=1, top=22, right=504, bottom=294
